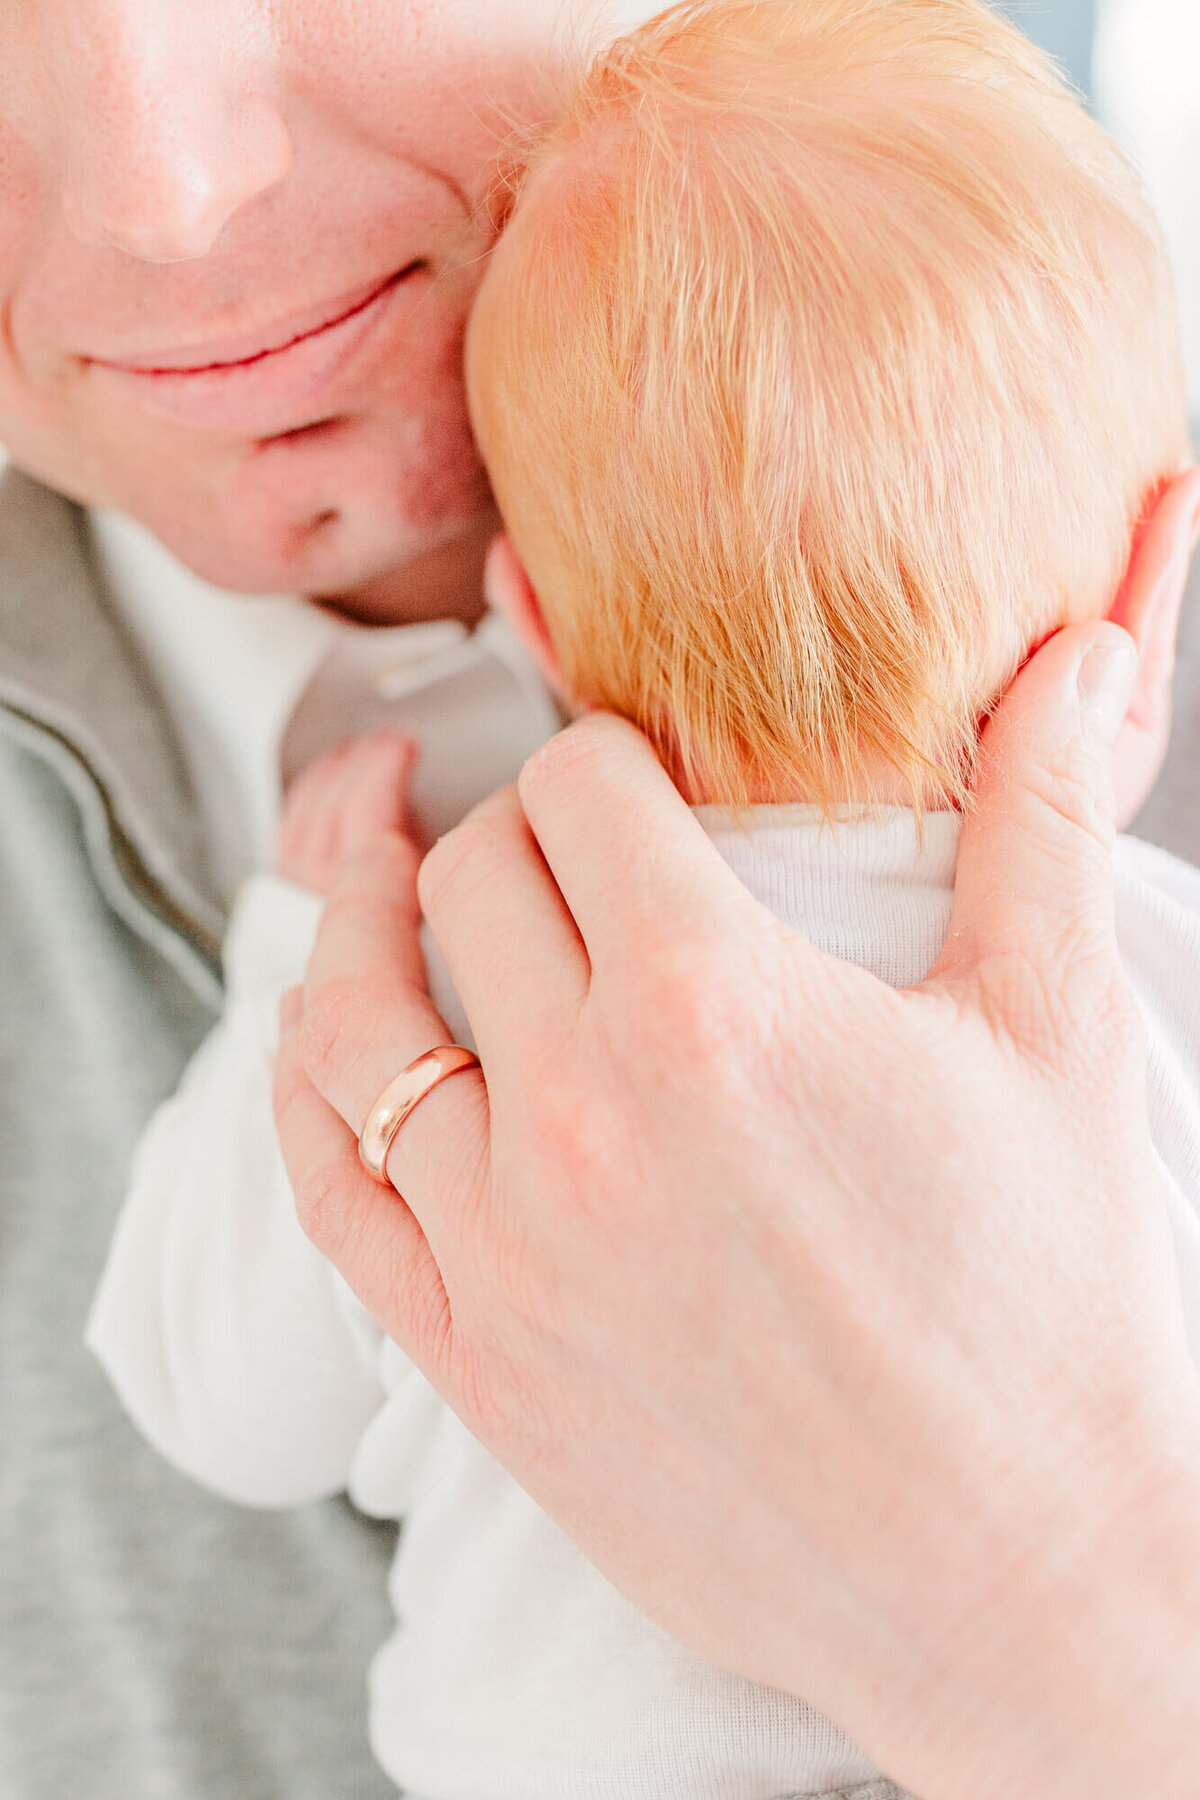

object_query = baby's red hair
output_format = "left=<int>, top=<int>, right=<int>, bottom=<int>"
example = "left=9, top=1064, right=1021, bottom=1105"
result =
left=468, top=0, right=1191, bottom=808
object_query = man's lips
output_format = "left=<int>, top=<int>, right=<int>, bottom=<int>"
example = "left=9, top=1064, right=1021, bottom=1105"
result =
left=92, top=266, right=421, bottom=373
left=84, top=262, right=428, bottom=434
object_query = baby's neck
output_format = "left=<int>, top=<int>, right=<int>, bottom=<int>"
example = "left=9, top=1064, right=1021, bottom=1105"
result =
left=679, top=757, right=949, bottom=812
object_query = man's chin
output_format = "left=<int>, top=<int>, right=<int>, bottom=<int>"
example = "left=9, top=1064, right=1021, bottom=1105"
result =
left=175, top=420, right=499, bottom=618
left=2, top=423, right=499, bottom=626
left=125, top=489, right=500, bottom=628
left=312, top=508, right=500, bottom=629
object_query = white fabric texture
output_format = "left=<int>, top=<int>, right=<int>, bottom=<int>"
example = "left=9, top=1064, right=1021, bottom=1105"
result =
left=91, top=508, right=338, bottom=901
left=88, top=807, right=1200, bottom=1800
left=91, top=508, right=561, bottom=904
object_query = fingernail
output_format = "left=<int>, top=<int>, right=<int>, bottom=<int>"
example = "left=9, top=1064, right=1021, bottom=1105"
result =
left=1077, top=635, right=1139, bottom=742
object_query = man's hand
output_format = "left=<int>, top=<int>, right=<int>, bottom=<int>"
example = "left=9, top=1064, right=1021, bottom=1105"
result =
left=275, top=623, right=1200, bottom=1800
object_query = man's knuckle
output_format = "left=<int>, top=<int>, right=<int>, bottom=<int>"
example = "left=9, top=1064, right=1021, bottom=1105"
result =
left=1047, top=945, right=1135, bottom=1054
left=391, top=1256, right=451, bottom=1363
left=977, top=932, right=1141, bottom=1077
left=293, top=1154, right=351, bottom=1258
left=1093, top=974, right=1147, bottom=1074
left=299, top=976, right=364, bottom=1089
left=518, top=725, right=592, bottom=798
left=642, top=940, right=750, bottom=1062
left=456, top=1349, right=550, bottom=1458
left=1023, top=741, right=1115, bottom=851
left=450, top=1340, right=511, bottom=1438
left=271, top=1045, right=306, bottom=1120
left=418, top=819, right=485, bottom=914
left=552, top=1084, right=614, bottom=1185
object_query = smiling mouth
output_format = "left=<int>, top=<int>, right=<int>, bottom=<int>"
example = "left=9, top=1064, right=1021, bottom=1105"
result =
left=85, top=260, right=435, bottom=435
left=93, top=261, right=427, bottom=378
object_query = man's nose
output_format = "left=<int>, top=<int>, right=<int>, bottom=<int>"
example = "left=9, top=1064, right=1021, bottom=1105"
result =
left=56, top=22, right=293, bottom=263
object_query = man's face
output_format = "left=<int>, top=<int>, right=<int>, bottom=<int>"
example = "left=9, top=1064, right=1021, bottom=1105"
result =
left=0, top=0, right=595, bottom=615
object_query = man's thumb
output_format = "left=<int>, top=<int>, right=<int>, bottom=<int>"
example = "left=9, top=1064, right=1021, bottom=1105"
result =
left=932, top=622, right=1138, bottom=987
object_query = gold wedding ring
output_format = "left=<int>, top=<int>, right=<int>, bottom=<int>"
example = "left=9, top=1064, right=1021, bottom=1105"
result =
left=358, top=1045, right=481, bottom=1185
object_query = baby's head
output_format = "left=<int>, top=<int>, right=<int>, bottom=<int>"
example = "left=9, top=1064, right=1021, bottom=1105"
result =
left=467, top=0, right=1195, bottom=810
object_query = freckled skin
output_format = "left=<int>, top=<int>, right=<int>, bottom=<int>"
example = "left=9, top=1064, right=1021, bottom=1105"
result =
left=0, top=0, right=598, bottom=622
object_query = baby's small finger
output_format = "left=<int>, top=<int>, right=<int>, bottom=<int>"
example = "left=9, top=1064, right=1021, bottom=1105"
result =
left=337, top=733, right=420, bottom=854
left=277, top=741, right=358, bottom=876
left=281, top=737, right=356, bottom=822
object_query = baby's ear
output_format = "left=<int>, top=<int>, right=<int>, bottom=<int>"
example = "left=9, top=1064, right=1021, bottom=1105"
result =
left=484, top=533, right=565, bottom=696
left=1106, top=467, right=1200, bottom=825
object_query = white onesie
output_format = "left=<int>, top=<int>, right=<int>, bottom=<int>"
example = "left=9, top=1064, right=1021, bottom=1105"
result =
left=87, top=808, right=1200, bottom=1800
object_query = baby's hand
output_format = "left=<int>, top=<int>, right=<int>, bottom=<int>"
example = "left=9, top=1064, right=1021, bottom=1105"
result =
left=277, top=731, right=417, bottom=895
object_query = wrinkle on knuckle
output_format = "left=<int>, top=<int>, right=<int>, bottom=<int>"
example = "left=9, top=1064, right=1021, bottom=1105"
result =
left=391, top=1254, right=451, bottom=1364
left=1040, top=939, right=1127, bottom=1055
left=1088, top=973, right=1146, bottom=1080
left=453, top=1344, right=517, bottom=1446
left=1021, top=740, right=1115, bottom=853
left=973, top=931, right=1139, bottom=1080
left=458, top=1349, right=556, bottom=1462
left=393, top=968, right=438, bottom=1024
left=299, top=975, right=366, bottom=1091
left=292, top=1151, right=355, bottom=1258
left=419, top=816, right=492, bottom=916
left=519, top=723, right=596, bottom=796
left=271, top=1044, right=308, bottom=1123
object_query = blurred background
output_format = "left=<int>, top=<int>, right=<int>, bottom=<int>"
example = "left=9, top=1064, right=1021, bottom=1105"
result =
left=997, top=0, right=1096, bottom=98
left=1000, top=0, right=1200, bottom=417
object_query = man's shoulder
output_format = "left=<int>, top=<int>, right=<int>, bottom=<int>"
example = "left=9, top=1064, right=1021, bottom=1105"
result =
left=0, top=691, right=397, bottom=1800
left=0, top=469, right=226, bottom=986
left=0, top=726, right=216, bottom=1108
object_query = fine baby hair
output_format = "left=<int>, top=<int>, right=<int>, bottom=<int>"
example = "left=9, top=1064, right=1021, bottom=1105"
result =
left=467, top=0, right=1190, bottom=810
